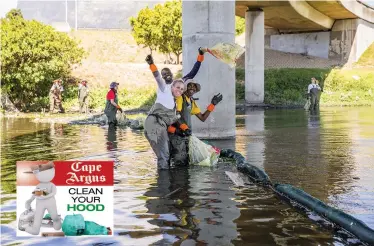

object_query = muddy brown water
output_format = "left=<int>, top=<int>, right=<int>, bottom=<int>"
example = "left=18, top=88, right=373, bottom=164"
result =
left=1, top=107, right=373, bottom=245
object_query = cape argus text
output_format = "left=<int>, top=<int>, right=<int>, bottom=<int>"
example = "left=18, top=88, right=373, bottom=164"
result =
left=66, top=162, right=106, bottom=185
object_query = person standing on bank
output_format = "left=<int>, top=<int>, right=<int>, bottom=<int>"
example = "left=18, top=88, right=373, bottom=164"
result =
left=49, top=79, right=65, bottom=113
left=78, top=80, right=89, bottom=114
left=169, top=79, right=223, bottom=166
left=104, top=82, right=123, bottom=129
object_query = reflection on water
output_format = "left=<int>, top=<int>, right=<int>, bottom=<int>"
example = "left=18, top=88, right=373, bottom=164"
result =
left=1, top=107, right=374, bottom=245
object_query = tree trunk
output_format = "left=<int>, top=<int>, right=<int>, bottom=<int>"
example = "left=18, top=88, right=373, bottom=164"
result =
left=175, top=53, right=181, bottom=64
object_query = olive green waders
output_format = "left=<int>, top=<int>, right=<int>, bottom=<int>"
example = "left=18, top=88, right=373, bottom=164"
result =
left=144, top=103, right=179, bottom=170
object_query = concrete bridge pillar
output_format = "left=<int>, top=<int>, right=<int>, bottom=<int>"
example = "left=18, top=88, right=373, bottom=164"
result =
left=182, top=0, right=235, bottom=139
left=245, top=9, right=264, bottom=104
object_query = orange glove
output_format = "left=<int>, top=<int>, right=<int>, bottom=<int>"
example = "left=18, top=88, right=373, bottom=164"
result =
left=116, top=105, right=123, bottom=113
left=207, top=104, right=215, bottom=112
left=167, top=126, right=176, bottom=134
left=179, top=123, right=189, bottom=131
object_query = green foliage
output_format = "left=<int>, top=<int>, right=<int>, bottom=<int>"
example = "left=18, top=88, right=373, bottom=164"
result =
left=154, top=0, right=182, bottom=63
left=1, top=9, right=85, bottom=110
left=321, top=69, right=374, bottom=106
left=264, top=68, right=329, bottom=106
left=235, top=16, right=245, bottom=36
left=129, top=7, right=158, bottom=53
left=356, top=42, right=374, bottom=67
left=130, top=0, right=182, bottom=63
left=63, top=86, right=157, bottom=111
left=236, top=68, right=374, bottom=106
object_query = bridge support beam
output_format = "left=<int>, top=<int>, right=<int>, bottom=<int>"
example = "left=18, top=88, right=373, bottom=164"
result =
left=182, top=0, right=236, bottom=139
left=245, top=9, right=264, bottom=104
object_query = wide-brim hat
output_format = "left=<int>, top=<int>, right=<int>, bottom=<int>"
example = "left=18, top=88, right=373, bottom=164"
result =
left=185, top=79, right=201, bottom=93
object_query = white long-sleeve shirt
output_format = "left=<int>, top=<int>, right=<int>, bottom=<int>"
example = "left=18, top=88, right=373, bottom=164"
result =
left=307, top=84, right=321, bottom=93
left=153, top=72, right=175, bottom=109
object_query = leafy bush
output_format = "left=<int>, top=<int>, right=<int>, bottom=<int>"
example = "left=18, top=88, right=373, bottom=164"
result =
left=235, top=16, right=245, bottom=36
left=1, top=9, right=85, bottom=110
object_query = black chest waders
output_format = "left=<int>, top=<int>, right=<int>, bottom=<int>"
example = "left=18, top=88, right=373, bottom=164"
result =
left=169, top=95, right=193, bottom=167
left=104, top=92, right=118, bottom=126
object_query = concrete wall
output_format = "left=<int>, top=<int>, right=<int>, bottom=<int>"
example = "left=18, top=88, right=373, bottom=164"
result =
left=356, top=19, right=374, bottom=60
left=183, top=1, right=236, bottom=139
left=270, top=32, right=330, bottom=58
left=17, top=0, right=164, bottom=30
left=329, top=18, right=374, bottom=63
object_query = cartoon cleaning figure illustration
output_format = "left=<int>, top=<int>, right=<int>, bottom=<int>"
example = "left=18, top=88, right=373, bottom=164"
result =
left=20, top=162, right=62, bottom=235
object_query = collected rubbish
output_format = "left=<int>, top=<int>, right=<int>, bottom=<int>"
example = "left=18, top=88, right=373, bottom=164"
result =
left=207, top=42, right=245, bottom=68
left=69, top=113, right=144, bottom=130
left=42, top=213, right=62, bottom=228
left=304, top=98, right=311, bottom=110
left=18, top=210, right=62, bottom=231
left=18, top=209, right=35, bottom=231
left=62, top=214, right=111, bottom=236
left=188, top=134, right=220, bottom=166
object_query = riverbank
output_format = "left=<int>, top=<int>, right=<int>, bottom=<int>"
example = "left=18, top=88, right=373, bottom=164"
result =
left=2, top=67, right=373, bottom=115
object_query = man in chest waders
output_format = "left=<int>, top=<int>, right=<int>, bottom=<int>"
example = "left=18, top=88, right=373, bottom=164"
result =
left=308, top=77, right=321, bottom=111
left=169, top=79, right=223, bottom=167
left=104, top=82, right=123, bottom=129
left=144, top=48, right=206, bottom=170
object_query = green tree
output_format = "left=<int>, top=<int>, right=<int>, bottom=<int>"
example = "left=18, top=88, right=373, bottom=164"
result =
left=154, top=0, right=182, bottom=64
left=235, top=16, right=245, bottom=36
left=1, top=9, right=85, bottom=110
left=129, top=7, right=159, bottom=53
left=130, top=0, right=182, bottom=63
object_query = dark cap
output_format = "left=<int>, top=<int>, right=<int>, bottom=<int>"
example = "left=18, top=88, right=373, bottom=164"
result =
left=110, top=82, right=119, bottom=89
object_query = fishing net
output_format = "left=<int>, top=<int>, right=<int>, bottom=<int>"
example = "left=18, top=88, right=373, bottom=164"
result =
left=207, top=43, right=245, bottom=68
left=188, top=135, right=220, bottom=166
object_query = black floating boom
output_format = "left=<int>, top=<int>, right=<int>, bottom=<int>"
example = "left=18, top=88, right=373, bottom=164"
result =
left=219, top=148, right=374, bottom=245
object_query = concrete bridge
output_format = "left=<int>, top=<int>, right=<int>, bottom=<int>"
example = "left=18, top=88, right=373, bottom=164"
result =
left=183, top=0, right=374, bottom=139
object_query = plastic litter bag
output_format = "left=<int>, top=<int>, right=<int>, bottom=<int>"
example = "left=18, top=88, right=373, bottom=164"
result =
left=188, top=135, right=220, bottom=166
left=117, top=113, right=128, bottom=126
left=83, top=221, right=108, bottom=235
left=304, top=99, right=311, bottom=110
left=18, top=209, right=34, bottom=231
left=207, top=43, right=245, bottom=68
left=42, top=213, right=62, bottom=228
left=62, top=214, right=85, bottom=236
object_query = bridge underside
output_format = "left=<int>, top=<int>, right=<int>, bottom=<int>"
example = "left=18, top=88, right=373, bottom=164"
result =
left=236, top=1, right=374, bottom=32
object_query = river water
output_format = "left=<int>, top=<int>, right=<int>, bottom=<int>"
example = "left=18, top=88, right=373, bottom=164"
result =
left=1, top=107, right=373, bottom=245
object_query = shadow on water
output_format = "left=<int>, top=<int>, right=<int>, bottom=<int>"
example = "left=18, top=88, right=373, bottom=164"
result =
left=1, top=107, right=374, bottom=245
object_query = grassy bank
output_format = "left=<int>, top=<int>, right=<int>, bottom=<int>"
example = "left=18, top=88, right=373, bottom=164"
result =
left=4, top=67, right=373, bottom=113
left=236, top=68, right=374, bottom=107
left=25, top=67, right=374, bottom=113
left=356, top=42, right=374, bottom=67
